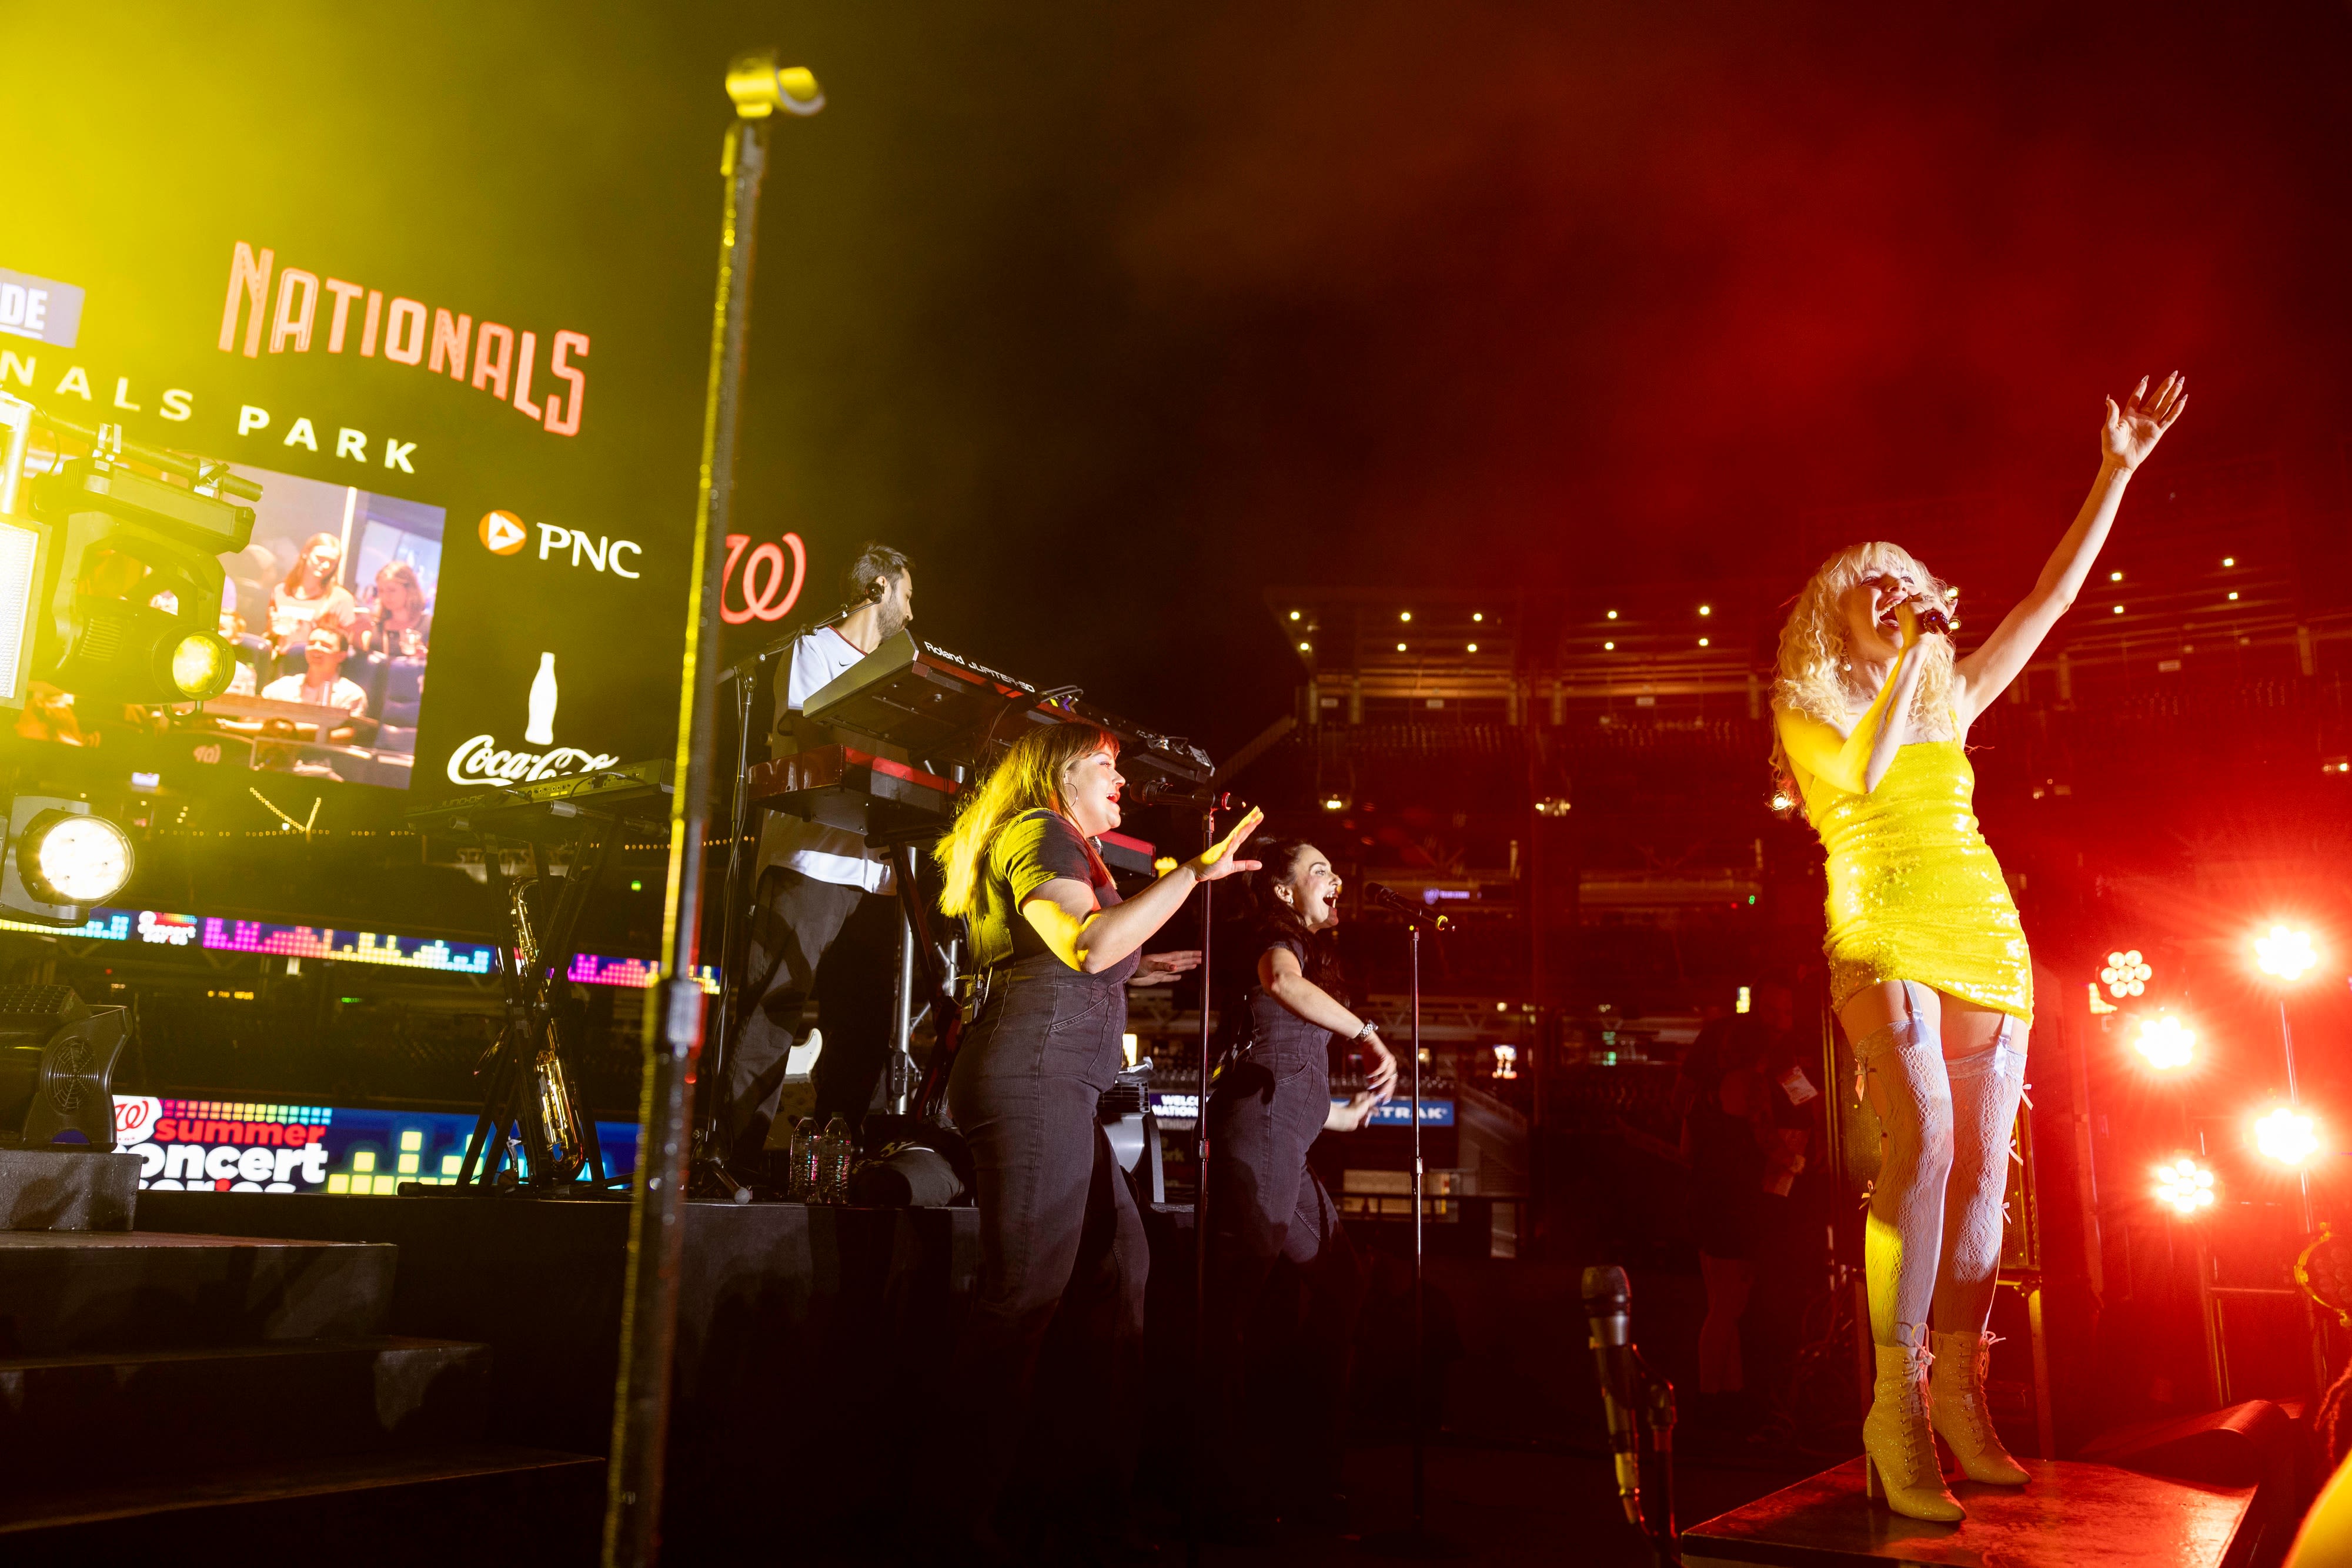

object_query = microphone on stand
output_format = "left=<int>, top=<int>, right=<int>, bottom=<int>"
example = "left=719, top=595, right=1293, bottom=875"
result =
left=1582, top=1265, right=1643, bottom=1528
left=1128, top=781, right=1238, bottom=810
left=1362, top=882, right=1452, bottom=930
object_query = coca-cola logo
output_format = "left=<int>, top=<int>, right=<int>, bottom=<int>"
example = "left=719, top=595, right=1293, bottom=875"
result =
left=721, top=532, right=806, bottom=624
left=445, top=734, right=620, bottom=785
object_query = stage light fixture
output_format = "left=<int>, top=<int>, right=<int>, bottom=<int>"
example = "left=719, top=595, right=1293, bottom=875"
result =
left=2110, top=571, right=2123, bottom=581
left=2229, top=591, right=2240, bottom=601
left=1698, top=637, right=1709, bottom=647
left=2223, top=557, right=2235, bottom=567
left=0, top=796, right=133, bottom=923
left=1698, top=604, right=1711, bottom=616
left=1298, top=641, right=1311, bottom=652
left=1396, top=641, right=1406, bottom=652
left=1606, top=610, right=1618, bottom=620
left=1472, top=613, right=1484, bottom=622
left=2256, top=1106, right=2320, bottom=1168
left=1770, top=790, right=1793, bottom=812
left=1603, top=640, right=1615, bottom=651
left=1466, top=643, right=1478, bottom=653
left=2256, top=925, right=2317, bottom=982
left=1321, top=795, right=1347, bottom=811
left=18, top=410, right=259, bottom=706
left=2134, top=1015, right=2194, bottom=1071
left=2112, top=605, right=2124, bottom=614
left=2102, top=949, right=2152, bottom=998
left=1288, top=610, right=1300, bottom=621
left=2152, top=1157, right=2216, bottom=1216
left=1399, top=611, right=1412, bottom=623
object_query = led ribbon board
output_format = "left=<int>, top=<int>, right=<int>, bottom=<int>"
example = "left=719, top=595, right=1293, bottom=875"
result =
left=0, top=902, right=716, bottom=991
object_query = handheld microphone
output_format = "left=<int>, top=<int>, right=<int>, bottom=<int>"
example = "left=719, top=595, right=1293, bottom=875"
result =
left=1362, top=882, right=1452, bottom=930
left=1581, top=1264, right=1643, bottom=1527
left=1128, top=782, right=1237, bottom=809
left=1917, top=607, right=1952, bottom=637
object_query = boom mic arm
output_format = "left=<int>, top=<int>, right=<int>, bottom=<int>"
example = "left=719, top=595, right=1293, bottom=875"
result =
left=1362, top=882, right=1452, bottom=930
left=1128, top=781, right=1237, bottom=809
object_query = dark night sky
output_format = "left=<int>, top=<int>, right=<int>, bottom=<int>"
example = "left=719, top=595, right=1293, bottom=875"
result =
left=29, top=1, right=2352, bottom=760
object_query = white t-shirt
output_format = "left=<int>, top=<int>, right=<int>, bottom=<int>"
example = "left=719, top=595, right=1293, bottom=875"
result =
left=261, top=671, right=369, bottom=719
left=755, top=626, right=895, bottom=895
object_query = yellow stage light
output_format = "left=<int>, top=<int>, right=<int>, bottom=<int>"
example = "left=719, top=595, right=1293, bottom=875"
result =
left=2133, top=1015, right=2194, bottom=1071
left=2101, top=949, right=2152, bottom=998
left=2256, top=925, right=2317, bottom=982
left=2255, top=1107, right=2320, bottom=1166
left=2152, top=1157, right=2216, bottom=1216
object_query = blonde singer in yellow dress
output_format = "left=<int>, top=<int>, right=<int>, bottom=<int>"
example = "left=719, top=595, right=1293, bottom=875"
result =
left=1772, top=372, right=2187, bottom=1523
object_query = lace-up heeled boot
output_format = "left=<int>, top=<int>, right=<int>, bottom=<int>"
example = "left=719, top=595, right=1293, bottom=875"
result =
left=1930, top=1328, right=2030, bottom=1486
left=1861, top=1326, right=1964, bottom=1522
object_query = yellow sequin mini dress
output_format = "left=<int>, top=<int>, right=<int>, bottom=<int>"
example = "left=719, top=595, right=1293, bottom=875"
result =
left=1798, top=740, right=2033, bottom=1025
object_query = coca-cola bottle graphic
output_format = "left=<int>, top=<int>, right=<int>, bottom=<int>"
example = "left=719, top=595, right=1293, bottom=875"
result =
left=526, top=652, right=557, bottom=745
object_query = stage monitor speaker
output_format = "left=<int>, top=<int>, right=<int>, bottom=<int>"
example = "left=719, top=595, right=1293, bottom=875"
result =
left=0, top=984, right=128, bottom=1151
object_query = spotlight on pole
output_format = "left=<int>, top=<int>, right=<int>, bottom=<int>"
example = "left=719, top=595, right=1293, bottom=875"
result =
left=2254, top=1106, right=2320, bottom=1168
left=2152, top=1156, right=2216, bottom=1216
left=2101, top=948, right=2153, bottom=998
left=2133, top=1015, right=2194, bottom=1072
left=2255, top=925, right=2318, bottom=984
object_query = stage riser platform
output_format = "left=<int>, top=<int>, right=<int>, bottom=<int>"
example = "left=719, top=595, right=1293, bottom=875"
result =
left=0, top=1448, right=604, bottom=1563
left=1683, top=1456, right=2257, bottom=1568
left=0, top=1338, right=490, bottom=1486
left=0, top=1232, right=393, bottom=1354
left=0, top=1149, right=139, bottom=1231
left=135, top=1192, right=981, bottom=1553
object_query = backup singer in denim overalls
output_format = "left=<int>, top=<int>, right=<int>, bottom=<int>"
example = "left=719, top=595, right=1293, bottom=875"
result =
left=931, top=721, right=1261, bottom=1558
left=1204, top=837, right=1396, bottom=1528
left=1770, top=372, right=2186, bottom=1523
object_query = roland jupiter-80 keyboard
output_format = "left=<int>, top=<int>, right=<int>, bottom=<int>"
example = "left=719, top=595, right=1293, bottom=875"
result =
left=800, top=630, right=1214, bottom=793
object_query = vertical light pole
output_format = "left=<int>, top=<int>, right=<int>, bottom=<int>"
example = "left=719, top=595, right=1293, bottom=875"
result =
left=2252, top=925, right=2319, bottom=1232
left=604, top=51, right=823, bottom=1568
left=2251, top=923, right=2331, bottom=1398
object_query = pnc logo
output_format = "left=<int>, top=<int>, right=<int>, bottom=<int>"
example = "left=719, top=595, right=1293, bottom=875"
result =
left=479, top=510, right=527, bottom=555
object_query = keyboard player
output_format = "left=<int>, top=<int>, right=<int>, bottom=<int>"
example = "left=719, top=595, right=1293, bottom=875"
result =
left=723, top=542, right=917, bottom=1161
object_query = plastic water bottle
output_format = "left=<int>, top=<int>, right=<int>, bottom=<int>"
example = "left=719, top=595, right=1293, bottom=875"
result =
left=787, top=1116, right=819, bottom=1201
left=819, top=1114, right=854, bottom=1204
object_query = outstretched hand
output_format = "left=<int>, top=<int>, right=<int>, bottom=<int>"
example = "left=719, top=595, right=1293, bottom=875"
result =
left=1126, top=949, right=1201, bottom=988
left=2103, top=371, right=2187, bottom=472
left=1187, top=805, right=1264, bottom=884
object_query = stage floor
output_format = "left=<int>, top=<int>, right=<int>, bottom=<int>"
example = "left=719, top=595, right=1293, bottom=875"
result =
left=1683, top=1456, right=2257, bottom=1568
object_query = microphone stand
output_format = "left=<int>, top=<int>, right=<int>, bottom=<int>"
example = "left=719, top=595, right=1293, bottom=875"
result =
left=1185, top=791, right=1222, bottom=1568
left=1365, top=898, right=1462, bottom=1559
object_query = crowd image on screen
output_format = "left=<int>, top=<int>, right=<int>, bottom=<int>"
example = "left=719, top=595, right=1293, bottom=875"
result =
left=197, top=464, right=446, bottom=785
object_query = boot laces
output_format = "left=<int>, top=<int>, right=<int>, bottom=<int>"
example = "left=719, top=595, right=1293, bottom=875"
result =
left=1892, top=1346, right=1939, bottom=1477
left=1942, top=1332, right=2002, bottom=1446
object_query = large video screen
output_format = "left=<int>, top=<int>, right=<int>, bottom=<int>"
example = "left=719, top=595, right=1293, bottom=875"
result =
left=4, top=26, right=880, bottom=814
left=14, top=456, right=450, bottom=788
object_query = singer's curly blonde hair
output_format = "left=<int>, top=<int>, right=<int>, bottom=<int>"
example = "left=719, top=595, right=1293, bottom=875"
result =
left=1769, top=541, right=1957, bottom=800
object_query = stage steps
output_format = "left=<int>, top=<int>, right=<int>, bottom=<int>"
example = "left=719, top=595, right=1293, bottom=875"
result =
left=0, top=1231, right=603, bottom=1560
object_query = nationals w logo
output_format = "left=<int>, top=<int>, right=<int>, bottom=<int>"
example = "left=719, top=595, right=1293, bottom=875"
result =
left=721, top=532, right=806, bottom=624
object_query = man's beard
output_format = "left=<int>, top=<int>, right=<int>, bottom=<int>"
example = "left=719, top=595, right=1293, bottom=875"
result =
left=876, top=601, right=912, bottom=640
